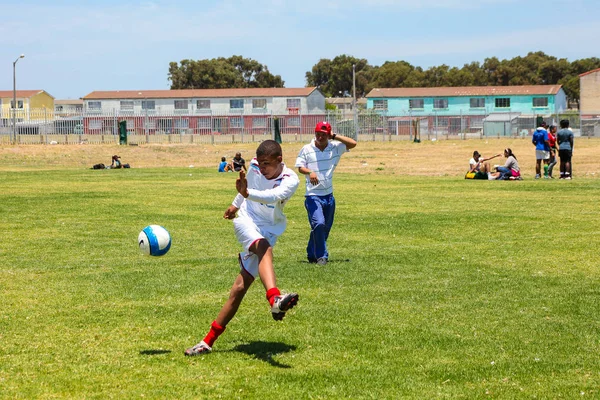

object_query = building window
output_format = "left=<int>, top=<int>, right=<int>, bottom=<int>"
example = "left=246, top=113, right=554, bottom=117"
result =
left=197, top=118, right=211, bottom=128
left=125, top=119, right=136, bottom=130
left=254, top=117, right=267, bottom=128
left=142, top=100, right=155, bottom=110
left=55, top=105, right=64, bottom=112
left=230, top=99, right=244, bottom=109
left=230, top=117, right=243, bottom=127
left=253, top=99, right=267, bottom=109
left=174, top=100, right=188, bottom=110
left=495, top=98, right=510, bottom=108
left=10, top=100, right=24, bottom=109
left=197, top=100, right=210, bottom=109
left=88, top=101, right=101, bottom=110
left=470, top=98, right=485, bottom=108
left=288, top=117, right=301, bottom=127
left=533, top=97, right=548, bottom=107
left=433, top=99, right=448, bottom=109
left=89, top=120, right=102, bottom=129
left=373, top=99, right=388, bottom=110
left=175, top=119, right=189, bottom=129
left=158, top=118, right=173, bottom=133
left=120, top=101, right=134, bottom=111
left=409, top=99, right=424, bottom=109
left=287, top=98, right=301, bottom=109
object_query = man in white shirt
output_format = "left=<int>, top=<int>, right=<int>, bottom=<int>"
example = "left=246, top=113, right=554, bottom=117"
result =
left=295, top=121, right=357, bottom=266
left=185, top=140, right=300, bottom=356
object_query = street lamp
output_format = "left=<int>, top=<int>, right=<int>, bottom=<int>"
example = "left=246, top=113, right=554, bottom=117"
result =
left=13, top=54, right=25, bottom=144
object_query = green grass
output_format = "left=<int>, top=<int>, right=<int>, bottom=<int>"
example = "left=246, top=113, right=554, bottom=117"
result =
left=1, top=168, right=599, bottom=399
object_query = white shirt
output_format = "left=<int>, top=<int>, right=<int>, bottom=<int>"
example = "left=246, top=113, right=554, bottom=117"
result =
left=295, top=139, right=348, bottom=196
left=469, top=157, right=480, bottom=171
left=231, top=159, right=299, bottom=236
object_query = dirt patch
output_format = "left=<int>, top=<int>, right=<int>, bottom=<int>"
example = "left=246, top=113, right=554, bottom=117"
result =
left=1, top=138, right=598, bottom=178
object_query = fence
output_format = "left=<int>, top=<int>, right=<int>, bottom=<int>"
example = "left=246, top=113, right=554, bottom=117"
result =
left=0, top=108, right=591, bottom=145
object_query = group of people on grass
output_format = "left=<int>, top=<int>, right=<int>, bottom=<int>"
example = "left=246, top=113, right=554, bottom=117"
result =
left=468, top=148, right=521, bottom=180
left=185, top=121, right=357, bottom=356
left=218, top=152, right=247, bottom=173
left=467, top=119, right=574, bottom=181
left=532, top=119, right=574, bottom=179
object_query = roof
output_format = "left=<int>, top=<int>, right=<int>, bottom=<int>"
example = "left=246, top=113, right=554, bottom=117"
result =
left=366, top=85, right=563, bottom=98
left=0, top=90, right=53, bottom=99
left=579, top=68, right=600, bottom=77
left=83, top=87, right=320, bottom=100
left=483, top=112, right=521, bottom=122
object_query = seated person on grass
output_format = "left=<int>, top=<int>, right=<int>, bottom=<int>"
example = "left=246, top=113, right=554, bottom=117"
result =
left=467, top=151, right=501, bottom=179
left=218, top=157, right=233, bottom=172
left=488, top=148, right=521, bottom=180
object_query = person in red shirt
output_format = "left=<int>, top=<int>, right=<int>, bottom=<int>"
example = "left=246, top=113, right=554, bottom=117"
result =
left=547, top=125, right=558, bottom=178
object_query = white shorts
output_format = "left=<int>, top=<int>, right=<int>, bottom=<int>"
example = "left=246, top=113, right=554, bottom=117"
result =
left=536, top=150, right=550, bottom=160
left=233, top=216, right=278, bottom=278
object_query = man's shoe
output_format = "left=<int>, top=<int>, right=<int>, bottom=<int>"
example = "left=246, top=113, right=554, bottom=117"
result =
left=535, top=174, right=541, bottom=179
left=316, top=257, right=328, bottom=266
left=184, top=340, right=212, bottom=356
left=271, top=293, right=299, bottom=321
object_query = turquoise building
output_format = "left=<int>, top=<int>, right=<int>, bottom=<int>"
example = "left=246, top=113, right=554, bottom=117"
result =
left=365, top=85, right=567, bottom=136
left=366, top=85, right=566, bottom=115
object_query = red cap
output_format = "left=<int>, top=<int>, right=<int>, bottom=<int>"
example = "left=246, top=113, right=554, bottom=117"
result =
left=315, top=121, right=331, bottom=134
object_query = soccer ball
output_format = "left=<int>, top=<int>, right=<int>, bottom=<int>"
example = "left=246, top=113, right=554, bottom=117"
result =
left=138, top=225, right=171, bottom=256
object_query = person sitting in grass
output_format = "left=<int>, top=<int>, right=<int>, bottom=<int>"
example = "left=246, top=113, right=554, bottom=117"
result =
left=467, top=151, right=501, bottom=179
left=218, top=157, right=232, bottom=172
left=489, top=148, right=521, bottom=180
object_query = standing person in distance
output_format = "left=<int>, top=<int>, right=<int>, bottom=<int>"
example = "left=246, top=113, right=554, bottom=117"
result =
left=185, top=140, right=300, bottom=356
left=556, top=119, right=574, bottom=179
left=532, top=121, right=550, bottom=179
left=295, top=122, right=357, bottom=266
left=547, top=125, right=558, bottom=178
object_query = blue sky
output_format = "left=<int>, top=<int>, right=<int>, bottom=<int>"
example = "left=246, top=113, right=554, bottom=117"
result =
left=2, top=0, right=599, bottom=99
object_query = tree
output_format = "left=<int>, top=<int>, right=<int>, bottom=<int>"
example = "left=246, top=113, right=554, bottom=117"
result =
left=369, top=61, right=415, bottom=88
left=306, top=55, right=371, bottom=97
left=168, top=56, right=284, bottom=89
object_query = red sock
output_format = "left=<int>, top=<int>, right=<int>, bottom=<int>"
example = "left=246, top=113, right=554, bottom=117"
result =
left=266, top=287, right=281, bottom=306
left=202, top=320, right=225, bottom=347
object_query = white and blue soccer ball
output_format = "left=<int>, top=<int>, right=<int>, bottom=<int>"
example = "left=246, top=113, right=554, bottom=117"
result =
left=138, top=225, right=171, bottom=256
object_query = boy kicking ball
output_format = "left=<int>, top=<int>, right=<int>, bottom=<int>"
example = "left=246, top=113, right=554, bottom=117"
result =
left=185, top=140, right=300, bottom=356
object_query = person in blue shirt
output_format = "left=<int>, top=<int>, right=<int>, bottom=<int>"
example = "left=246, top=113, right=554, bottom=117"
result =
left=218, top=157, right=232, bottom=172
left=532, top=122, right=550, bottom=179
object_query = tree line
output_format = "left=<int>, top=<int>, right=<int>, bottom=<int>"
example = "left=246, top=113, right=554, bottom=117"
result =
left=168, top=52, right=600, bottom=107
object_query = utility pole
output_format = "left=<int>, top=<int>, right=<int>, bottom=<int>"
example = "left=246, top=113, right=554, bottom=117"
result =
left=352, top=64, right=358, bottom=139
left=12, top=54, right=25, bottom=144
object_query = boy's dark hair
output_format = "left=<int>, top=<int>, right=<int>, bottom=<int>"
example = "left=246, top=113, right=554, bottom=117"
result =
left=256, top=140, right=282, bottom=158
left=221, top=156, right=226, bottom=161
left=560, top=119, right=570, bottom=128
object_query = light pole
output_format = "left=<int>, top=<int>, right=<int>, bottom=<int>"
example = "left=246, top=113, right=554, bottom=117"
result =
left=12, top=54, right=25, bottom=144
left=352, top=64, right=358, bottom=138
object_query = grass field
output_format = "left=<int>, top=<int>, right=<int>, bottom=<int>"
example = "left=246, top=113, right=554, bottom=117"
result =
left=1, top=140, right=599, bottom=399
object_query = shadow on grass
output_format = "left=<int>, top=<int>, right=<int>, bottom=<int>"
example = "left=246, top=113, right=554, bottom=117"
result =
left=301, top=258, right=352, bottom=264
left=232, top=341, right=296, bottom=368
left=139, top=349, right=172, bottom=356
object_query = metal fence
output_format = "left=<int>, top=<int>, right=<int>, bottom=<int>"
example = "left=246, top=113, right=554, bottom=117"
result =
left=0, top=108, right=591, bottom=145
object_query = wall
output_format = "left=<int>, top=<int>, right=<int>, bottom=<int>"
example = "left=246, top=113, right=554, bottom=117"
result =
left=84, top=95, right=325, bottom=115
left=580, top=71, right=600, bottom=114
left=368, top=93, right=561, bottom=116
